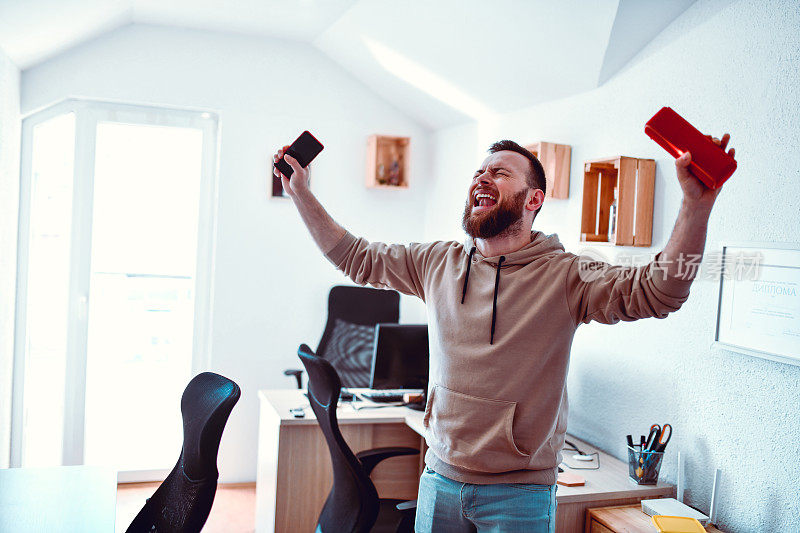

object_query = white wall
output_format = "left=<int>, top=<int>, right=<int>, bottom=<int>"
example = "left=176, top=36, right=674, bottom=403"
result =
left=21, top=23, right=430, bottom=482
left=0, top=46, right=20, bottom=469
left=424, top=0, right=800, bottom=531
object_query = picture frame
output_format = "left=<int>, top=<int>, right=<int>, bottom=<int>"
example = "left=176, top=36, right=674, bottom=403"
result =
left=714, top=241, right=800, bottom=367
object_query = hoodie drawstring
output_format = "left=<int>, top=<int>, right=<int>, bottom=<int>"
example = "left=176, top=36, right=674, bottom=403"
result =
left=490, top=256, right=505, bottom=345
left=461, top=247, right=505, bottom=344
left=461, top=246, right=476, bottom=304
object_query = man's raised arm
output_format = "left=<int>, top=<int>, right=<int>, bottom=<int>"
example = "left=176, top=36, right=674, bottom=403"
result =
left=272, top=145, right=430, bottom=299
left=273, top=146, right=347, bottom=254
left=566, top=132, right=736, bottom=325
left=657, top=133, right=736, bottom=280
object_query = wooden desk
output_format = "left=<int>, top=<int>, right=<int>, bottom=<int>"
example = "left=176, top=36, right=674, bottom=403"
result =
left=256, top=389, right=425, bottom=533
left=0, top=465, right=117, bottom=532
left=256, top=389, right=675, bottom=533
left=586, top=504, right=724, bottom=532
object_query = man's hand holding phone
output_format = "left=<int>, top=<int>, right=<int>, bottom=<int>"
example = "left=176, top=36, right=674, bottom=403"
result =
left=272, top=130, right=324, bottom=200
left=273, top=145, right=309, bottom=200
left=270, top=132, right=345, bottom=254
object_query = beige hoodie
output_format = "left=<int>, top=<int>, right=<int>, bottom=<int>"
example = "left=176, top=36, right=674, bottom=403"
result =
left=325, top=230, right=692, bottom=485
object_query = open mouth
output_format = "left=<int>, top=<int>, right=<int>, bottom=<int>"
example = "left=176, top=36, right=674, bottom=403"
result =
left=473, top=191, right=498, bottom=211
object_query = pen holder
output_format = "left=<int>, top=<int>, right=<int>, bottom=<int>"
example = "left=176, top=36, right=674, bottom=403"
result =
left=627, top=445, right=664, bottom=485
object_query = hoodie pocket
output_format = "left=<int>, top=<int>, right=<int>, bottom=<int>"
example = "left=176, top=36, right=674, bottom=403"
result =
left=426, top=384, right=531, bottom=473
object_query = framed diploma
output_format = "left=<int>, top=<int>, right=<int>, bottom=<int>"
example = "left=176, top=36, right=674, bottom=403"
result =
left=714, top=242, right=800, bottom=367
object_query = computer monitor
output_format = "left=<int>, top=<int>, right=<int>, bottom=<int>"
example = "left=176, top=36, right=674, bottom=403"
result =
left=369, top=324, right=429, bottom=390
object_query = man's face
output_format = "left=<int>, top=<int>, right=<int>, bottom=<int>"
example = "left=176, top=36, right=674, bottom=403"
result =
left=462, top=151, right=533, bottom=239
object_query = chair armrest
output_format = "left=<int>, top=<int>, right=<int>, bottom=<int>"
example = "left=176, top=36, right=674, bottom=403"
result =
left=283, top=369, right=303, bottom=389
left=396, top=499, right=417, bottom=533
left=396, top=500, right=416, bottom=512
left=356, top=447, right=419, bottom=476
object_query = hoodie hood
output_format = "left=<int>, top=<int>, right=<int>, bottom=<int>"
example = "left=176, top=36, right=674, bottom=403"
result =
left=463, top=230, right=566, bottom=265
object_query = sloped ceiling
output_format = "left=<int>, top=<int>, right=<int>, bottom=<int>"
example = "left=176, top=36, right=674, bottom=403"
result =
left=315, top=0, right=621, bottom=128
left=0, top=0, right=696, bottom=129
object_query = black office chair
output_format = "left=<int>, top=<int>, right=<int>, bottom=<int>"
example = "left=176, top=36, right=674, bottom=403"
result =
left=298, top=344, right=417, bottom=533
left=126, top=372, right=241, bottom=533
left=285, top=285, right=400, bottom=389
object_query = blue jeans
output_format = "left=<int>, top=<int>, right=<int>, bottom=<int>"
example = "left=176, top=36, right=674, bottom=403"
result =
left=414, top=466, right=557, bottom=532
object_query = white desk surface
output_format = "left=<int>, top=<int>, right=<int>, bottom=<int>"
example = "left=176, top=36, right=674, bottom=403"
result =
left=259, top=389, right=675, bottom=503
left=259, top=388, right=424, bottom=428
left=0, top=465, right=117, bottom=533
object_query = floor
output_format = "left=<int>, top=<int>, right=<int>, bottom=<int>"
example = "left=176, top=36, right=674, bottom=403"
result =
left=116, top=482, right=256, bottom=532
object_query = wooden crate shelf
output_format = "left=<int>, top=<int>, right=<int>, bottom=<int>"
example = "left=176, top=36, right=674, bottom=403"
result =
left=525, top=141, right=571, bottom=199
left=580, top=156, right=655, bottom=247
left=366, top=135, right=410, bottom=188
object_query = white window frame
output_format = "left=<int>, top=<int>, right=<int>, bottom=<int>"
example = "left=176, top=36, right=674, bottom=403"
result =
left=11, top=99, right=220, bottom=480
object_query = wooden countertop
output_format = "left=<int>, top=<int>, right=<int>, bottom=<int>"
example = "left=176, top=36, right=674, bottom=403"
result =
left=554, top=435, right=675, bottom=504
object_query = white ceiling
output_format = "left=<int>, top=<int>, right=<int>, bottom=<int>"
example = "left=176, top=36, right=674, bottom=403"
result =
left=0, top=0, right=696, bottom=129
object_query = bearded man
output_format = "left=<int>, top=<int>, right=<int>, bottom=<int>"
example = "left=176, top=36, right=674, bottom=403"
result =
left=272, top=135, right=733, bottom=533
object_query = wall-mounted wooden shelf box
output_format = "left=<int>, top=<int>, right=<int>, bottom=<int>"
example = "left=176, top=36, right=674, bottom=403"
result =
left=580, top=156, right=655, bottom=247
left=366, top=135, right=410, bottom=188
left=525, top=141, right=571, bottom=199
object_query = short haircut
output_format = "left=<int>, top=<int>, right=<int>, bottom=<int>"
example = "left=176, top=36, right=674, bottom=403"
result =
left=488, top=140, right=547, bottom=197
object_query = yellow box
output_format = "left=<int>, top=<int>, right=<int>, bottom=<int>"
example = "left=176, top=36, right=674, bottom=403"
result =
left=651, top=515, right=706, bottom=533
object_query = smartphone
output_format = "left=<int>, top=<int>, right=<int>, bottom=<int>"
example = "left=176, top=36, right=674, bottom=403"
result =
left=275, top=130, right=324, bottom=179
left=644, top=107, right=737, bottom=189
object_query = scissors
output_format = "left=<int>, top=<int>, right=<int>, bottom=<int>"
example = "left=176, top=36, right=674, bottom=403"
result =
left=645, top=424, right=672, bottom=452
left=654, top=423, right=672, bottom=452
left=644, top=424, right=672, bottom=461
left=644, top=424, right=661, bottom=452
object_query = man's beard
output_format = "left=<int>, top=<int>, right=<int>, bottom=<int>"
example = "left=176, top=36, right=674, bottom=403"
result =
left=462, top=189, right=528, bottom=239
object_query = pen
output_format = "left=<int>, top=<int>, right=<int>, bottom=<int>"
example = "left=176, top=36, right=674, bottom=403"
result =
left=639, top=436, right=646, bottom=467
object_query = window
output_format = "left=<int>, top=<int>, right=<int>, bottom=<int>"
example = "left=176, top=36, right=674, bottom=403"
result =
left=12, top=100, right=218, bottom=481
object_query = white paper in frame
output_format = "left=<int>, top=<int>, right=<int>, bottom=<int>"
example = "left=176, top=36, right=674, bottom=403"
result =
left=714, top=242, right=800, bottom=367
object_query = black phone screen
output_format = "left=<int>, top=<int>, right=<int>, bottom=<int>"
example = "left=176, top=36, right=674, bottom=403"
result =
left=275, top=131, right=324, bottom=178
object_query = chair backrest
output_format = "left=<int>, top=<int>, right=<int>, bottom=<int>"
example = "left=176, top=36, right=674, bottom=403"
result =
left=317, top=285, right=400, bottom=388
left=298, top=344, right=380, bottom=533
left=126, top=372, right=241, bottom=533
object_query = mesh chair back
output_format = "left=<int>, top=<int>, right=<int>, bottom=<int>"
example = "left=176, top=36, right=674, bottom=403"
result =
left=126, top=372, right=240, bottom=533
left=298, top=344, right=380, bottom=533
left=317, top=286, right=400, bottom=388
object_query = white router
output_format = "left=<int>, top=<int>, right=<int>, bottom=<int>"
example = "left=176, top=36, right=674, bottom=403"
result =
left=641, top=452, right=719, bottom=527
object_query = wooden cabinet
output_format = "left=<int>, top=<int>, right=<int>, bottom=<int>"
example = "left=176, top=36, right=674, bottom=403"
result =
left=580, top=156, right=655, bottom=247
left=525, top=141, right=571, bottom=199
left=366, top=135, right=410, bottom=188
left=585, top=504, right=724, bottom=533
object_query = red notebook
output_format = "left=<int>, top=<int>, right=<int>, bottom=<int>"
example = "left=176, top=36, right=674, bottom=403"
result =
left=644, top=107, right=737, bottom=189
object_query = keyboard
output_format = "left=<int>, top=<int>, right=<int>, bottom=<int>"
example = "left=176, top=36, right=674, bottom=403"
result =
left=345, top=388, right=424, bottom=403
